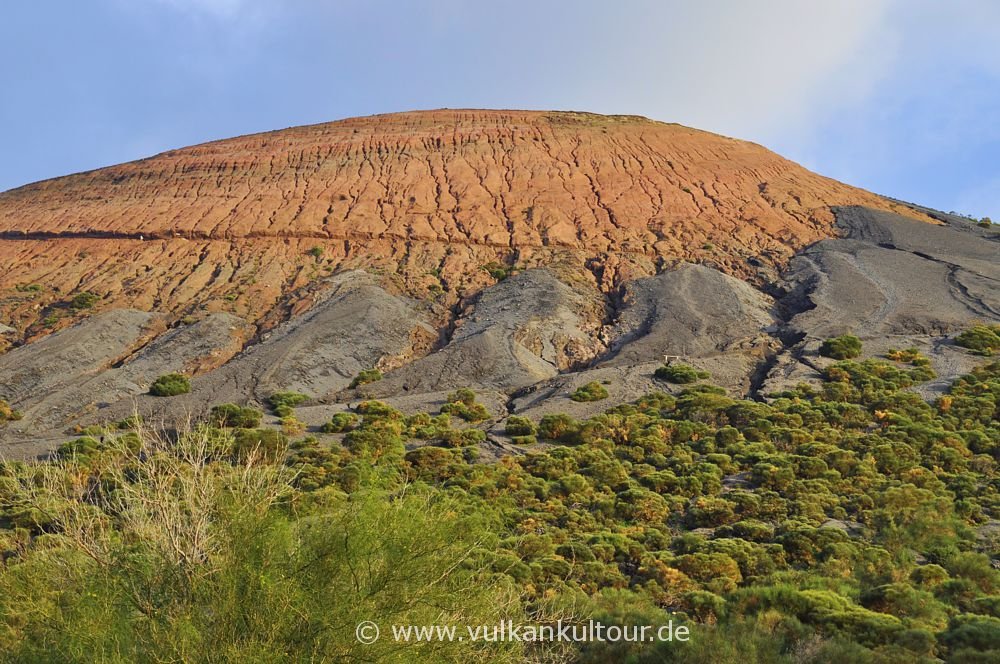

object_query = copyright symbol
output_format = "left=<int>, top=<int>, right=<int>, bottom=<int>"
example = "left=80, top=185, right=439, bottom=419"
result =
left=356, top=621, right=380, bottom=644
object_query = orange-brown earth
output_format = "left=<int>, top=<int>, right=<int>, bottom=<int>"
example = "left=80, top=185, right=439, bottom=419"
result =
left=0, top=109, right=928, bottom=349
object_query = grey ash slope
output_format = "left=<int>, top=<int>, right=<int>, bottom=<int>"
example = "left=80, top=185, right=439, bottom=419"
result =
left=92, top=270, right=435, bottom=424
left=357, top=269, right=607, bottom=397
left=0, top=311, right=246, bottom=457
left=784, top=206, right=998, bottom=339
left=0, top=205, right=997, bottom=457
left=599, top=263, right=778, bottom=365
left=761, top=206, right=998, bottom=397
left=0, top=272, right=433, bottom=454
left=499, top=264, right=782, bottom=426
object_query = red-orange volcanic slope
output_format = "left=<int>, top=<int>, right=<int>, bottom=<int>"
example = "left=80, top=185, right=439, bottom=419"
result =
left=0, top=109, right=927, bottom=340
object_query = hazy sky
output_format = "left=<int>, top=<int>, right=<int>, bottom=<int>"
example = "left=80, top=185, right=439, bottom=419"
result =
left=2, top=1, right=998, bottom=220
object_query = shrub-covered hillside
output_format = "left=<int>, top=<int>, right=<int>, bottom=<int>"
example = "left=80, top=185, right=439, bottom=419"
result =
left=1, top=346, right=998, bottom=662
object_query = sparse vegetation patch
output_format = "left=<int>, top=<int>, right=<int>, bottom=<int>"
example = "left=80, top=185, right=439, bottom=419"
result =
left=68, top=291, right=100, bottom=310
left=654, top=363, right=709, bottom=384
left=0, top=399, right=22, bottom=424
left=148, top=372, right=191, bottom=397
left=819, top=334, right=863, bottom=360
left=350, top=369, right=383, bottom=389
left=321, top=412, right=359, bottom=433
left=440, top=388, right=490, bottom=422
left=955, top=324, right=1000, bottom=356
left=268, top=391, right=309, bottom=417
left=210, top=403, right=263, bottom=428
left=570, top=380, right=609, bottom=402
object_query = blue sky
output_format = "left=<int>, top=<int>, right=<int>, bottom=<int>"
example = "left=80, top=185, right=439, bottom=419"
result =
left=1, top=0, right=998, bottom=220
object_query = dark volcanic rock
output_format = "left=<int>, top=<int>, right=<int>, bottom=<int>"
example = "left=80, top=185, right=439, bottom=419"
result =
left=0, top=310, right=162, bottom=406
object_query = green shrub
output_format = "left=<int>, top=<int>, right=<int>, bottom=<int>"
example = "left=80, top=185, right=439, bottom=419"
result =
left=350, top=369, right=383, bottom=389
left=0, top=399, right=22, bottom=424
left=404, top=447, right=462, bottom=482
left=343, top=422, right=405, bottom=460
left=682, top=590, right=728, bottom=623
left=504, top=415, right=537, bottom=437
left=955, top=325, right=1000, bottom=356
left=115, top=415, right=143, bottom=430
left=232, top=428, right=287, bottom=462
left=268, top=392, right=309, bottom=413
left=321, top=412, right=359, bottom=433
left=437, top=429, right=486, bottom=448
left=441, top=389, right=490, bottom=422
left=68, top=291, right=100, bottom=310
left=148, top=373, right=191, bottom=397
left=307, top=246, right=324, bottom=260
left=481, top=261, right=513, bottom=281
left=280, top=416, right=306, bottom=436
left=819, top=334, right=863, bottom=360
left=355, top=400, right=399, bottom=418
left=886, top=347, right=930, bottom=365
left=940, top=615, right=1000, bottom=656
left=406, top=413, right=452, bottom=439
left=56, top=436, right=103, bottom=460
left=447, top=388, right=477, bottom=405
left=570, top=381, right=609, bottom=402
left=210, top=404, right=263, bottom=428
left=537, top=413, right=580, bottom=442
left=654, top=363, right=709, bottom=384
